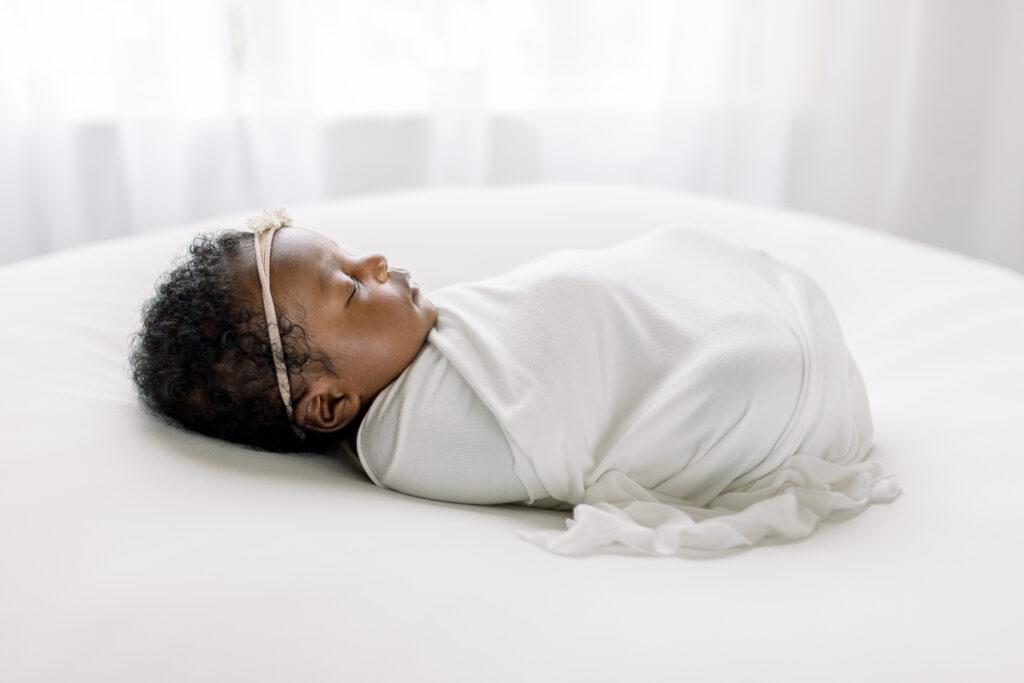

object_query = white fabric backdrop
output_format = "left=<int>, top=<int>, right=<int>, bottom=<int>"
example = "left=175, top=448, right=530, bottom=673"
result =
left=1, top=0, right=1022, bottom=270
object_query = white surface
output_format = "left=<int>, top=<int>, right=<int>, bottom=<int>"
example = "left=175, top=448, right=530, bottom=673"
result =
left=1, top=185, right=1022, bottom=681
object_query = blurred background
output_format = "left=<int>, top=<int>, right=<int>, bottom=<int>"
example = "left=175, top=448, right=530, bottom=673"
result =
left=1, top=0, right=1021, bottom=270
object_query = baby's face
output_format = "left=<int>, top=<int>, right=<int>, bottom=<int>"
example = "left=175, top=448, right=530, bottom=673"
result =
left=266, top=228, right=436, bottom=429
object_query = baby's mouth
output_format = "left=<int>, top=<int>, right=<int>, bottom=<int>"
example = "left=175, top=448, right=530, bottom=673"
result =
left=390, top=267, right=418, bottom=301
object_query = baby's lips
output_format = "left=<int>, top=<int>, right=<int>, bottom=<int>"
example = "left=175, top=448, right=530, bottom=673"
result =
left=389, top=267, right=418, bottom=299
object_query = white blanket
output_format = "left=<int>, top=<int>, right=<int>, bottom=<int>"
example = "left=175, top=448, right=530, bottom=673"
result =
left=429, top=226, right=900, bottom=554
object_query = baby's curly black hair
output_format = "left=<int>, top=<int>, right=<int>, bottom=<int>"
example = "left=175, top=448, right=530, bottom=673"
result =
left=129, top=230, right=340, bottom=454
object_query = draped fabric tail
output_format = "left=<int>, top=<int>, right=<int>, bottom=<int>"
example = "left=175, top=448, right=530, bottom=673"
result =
left=520, top=456, right=901, bottom=555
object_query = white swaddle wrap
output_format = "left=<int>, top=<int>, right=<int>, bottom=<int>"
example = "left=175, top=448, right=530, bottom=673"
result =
left=386, top=226, right=899, bottom=555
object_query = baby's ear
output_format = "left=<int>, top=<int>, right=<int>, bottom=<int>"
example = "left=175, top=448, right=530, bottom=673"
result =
left=294, top=380, right=359, bottom=433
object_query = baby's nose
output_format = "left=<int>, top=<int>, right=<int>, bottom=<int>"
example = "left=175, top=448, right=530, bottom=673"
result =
left=358, top=253, right=389, bottom=282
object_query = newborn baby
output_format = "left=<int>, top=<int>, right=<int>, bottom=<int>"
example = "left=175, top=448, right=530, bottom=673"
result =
left=131, top=209, right=899, bottom=555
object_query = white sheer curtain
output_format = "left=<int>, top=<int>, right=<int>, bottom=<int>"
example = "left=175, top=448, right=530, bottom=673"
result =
left=1, top=0, right=1021, bottom=270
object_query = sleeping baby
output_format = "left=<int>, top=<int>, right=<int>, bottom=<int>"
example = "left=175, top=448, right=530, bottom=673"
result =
left=131, top=208, right=900, bottom=555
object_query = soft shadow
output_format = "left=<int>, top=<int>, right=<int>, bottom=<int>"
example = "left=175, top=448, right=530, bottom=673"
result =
left=145, top=415, right=566, bottom=529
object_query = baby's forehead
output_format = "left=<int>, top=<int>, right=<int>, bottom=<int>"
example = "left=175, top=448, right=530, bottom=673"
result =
left=273, top=227, right=345, bottom=264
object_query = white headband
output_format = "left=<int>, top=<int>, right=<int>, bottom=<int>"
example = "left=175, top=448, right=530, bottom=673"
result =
left=248, top=208, right=304, bottom=439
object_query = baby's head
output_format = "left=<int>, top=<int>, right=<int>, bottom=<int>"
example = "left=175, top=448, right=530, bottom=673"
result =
left=130, top=211, right=437, bottom=453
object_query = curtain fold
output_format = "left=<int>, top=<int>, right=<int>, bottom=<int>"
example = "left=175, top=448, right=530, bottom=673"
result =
left=1, top=0, right=1020, bottom=270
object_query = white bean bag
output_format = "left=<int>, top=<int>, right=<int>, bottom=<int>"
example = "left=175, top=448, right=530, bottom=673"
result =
left=2, top=185, right=1022, bottom=682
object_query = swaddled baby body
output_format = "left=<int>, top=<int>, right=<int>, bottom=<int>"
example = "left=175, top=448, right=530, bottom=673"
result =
left=132, top=211, right=899, bottom=556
